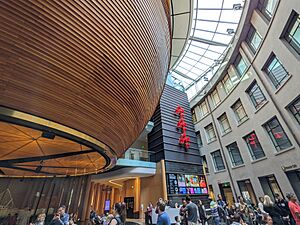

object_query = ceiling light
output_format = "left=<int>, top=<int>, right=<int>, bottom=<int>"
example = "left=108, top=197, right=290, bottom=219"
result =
left=41, top=131, right=55, bottom=139
left=233, top=4, right=242, bottom=10
left=227, top=28, right=235, bottom=34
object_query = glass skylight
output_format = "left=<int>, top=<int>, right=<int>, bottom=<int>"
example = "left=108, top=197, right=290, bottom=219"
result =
left=169, top=0, right=244, bottom=99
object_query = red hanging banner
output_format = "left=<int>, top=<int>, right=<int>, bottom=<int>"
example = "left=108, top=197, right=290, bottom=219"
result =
left=175, top=106, right=190, bottom=151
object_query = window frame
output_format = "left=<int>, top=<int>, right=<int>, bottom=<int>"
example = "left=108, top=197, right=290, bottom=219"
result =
left=192, top=109, right=197, bottom=123
left=211, top=150, right=226, bottom=171
left=263, top=117, right=292, bottom=151
left=263, top=53, right=289, bottom=88
left=226, top=142, right=244, bottom=167
left=258, top=0, right=277, bottom=21
left=234, top=55, right=248, bottom=77
left=222, top=74, right=234, bottom=93
left=246, top=81, right=267, bottom=109
left=199, top=100, right=209, bottom=118
left=196, top=131, right=203, bottom=148
left=231, top=99, right=248, bottom=124
left=243, top=131, right=266, bottom=160
left=217, top=113, right=232, bottom=135
left=282, top=11, right=300, bottom=55
left=246, top=26, right=262, bottom=53
left=205, top=123, right=217, bottom=143
left=287, top=95, right=300, bottom=125
left=211, top=89, right=221, bottom=106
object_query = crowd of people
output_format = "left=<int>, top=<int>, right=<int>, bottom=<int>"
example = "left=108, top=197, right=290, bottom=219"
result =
left=145, top=193, right=300, bottom=225
left=22, top=192, right=300, bottom=225
left=28, top=205, right=78, bottom=225
left=89, top=202, right=126, bottom=225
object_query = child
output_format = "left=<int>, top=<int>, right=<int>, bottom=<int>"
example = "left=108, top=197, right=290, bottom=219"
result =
left=175, top=216, right=181, bottom=225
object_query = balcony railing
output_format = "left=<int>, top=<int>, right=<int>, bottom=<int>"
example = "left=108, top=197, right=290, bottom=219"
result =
left=121, top=148, right=154, bottom=162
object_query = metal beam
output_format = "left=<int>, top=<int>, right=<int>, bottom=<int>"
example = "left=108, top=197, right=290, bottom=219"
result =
left=0, top=149, right=96, bottom=166
left=3, top=165, right=62, bottom=175
left=189, top=36, right=228, bottom=47
left=173, top=70, right=196, bottom=81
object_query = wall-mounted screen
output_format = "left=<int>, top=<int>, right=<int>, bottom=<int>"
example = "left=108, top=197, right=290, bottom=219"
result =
left=104, top=200, right=111, bottom=211
left=167, top=173, right=208, bottom=195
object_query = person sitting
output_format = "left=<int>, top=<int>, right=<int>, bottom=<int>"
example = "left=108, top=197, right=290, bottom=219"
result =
left=58, top=205, right=69, bottom=225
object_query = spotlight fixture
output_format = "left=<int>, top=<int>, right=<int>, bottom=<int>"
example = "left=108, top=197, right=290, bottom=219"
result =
left=41, top=131, right=56, bottom=139
left=227, top=28, right=235, bottom=35
left=233, top=3, right=242, bottom=10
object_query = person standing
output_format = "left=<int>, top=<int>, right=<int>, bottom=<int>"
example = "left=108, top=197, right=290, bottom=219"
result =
left=156, top=202, right=171, bottom=225
left=217, top=194, right=228, bottom=223
left=183, top=196, right=199, bottom=225
left=197, top=200, right=207, bottom=225
left=147, top=202, right=153, bottom=225
left=263, top=195, right=285, bottom=225
left=238, top=196, right=252, bottom=225
left=180, top=198, right=188, bottom=225
left=274, top=194, right=292, bottom=225
left=210, top=198, right=221, bottom=225
left=109, top=203, right=126, bottom=225
left=287, top=193, right=300, bottom=225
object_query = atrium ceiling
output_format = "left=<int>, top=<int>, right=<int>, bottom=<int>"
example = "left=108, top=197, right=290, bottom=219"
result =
left=170, top=0, right=244, bottom=99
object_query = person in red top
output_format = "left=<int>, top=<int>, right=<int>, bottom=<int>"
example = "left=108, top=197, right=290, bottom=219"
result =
left=287, top=193, right=300, bottom=225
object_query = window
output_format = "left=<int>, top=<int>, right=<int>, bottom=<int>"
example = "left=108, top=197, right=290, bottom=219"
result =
left=231, top=100, right=248, bottom=124
left=199, top=101, right=209, bottom=118
left=283, top=11, right=300, bottom=55
left=205, top=123, right=217, bottom=143
left=244, top=132, right=266, bottom=160
left=192, top=109, right=197, bottom=123
left=258, top=0, right=277, bottom=20
left=246, top=26, right=262, bottom=53
left=263, top=117, right=292, bottom=151
left=288, top=96, right=300, bottom=125
left=202, top=156, right=209, bottom=173
left=264, top=54, right=289, bottom=88
left=234, top=55, right=248, bottom=77
left=217, top=113, right=231, bottom=134
left=223, top=74, right=233, bottom=93
left=211, top=89, right=221, bottom=106
left=226, top=142, right=244, bottom=167
left=246, top=81, right=267, bottom=109
left=196, top=131, right=203, bottom=148
left=211, top=150, right=225, bottom=171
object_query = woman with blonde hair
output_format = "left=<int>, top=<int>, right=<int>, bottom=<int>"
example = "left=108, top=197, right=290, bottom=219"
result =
left=263, top=195, right=286, bottom=225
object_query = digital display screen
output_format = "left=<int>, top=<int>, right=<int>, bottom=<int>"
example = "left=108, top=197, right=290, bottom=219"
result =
left=167, top=173, right=208, bottom=195
left=104, top=200, right=110, bottom=211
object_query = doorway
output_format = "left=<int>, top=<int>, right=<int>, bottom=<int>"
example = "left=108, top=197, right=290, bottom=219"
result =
left=219, top=182, right=234, bottom=207
left=259, top=175, right=283, bottom=200
left=124, top=197, right=134, bottom=219
left=286, top=170, right=300, bottom=200
left=237, top=179, right=257, bottom=205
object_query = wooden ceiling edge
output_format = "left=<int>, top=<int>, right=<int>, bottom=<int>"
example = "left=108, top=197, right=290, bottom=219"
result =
left=0, top=106, right=117, bottom=177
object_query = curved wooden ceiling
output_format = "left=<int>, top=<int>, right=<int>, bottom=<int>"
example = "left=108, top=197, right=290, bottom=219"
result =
left=0, top=120, right=107, bottom=177
left=0, top=1, right=171, bottom=157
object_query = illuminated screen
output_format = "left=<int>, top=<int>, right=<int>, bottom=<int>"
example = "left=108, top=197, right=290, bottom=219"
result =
left=167, top=173, right=208, bottom=195
left=177, top=174, right=186, bottom=187
left=185, top=175, right=200, bottom=187
left=104, top=200, right=110, bottom=211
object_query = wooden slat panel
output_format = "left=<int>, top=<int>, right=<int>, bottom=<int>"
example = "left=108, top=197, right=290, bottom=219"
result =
left=0, top=0, right=171, bottom=156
